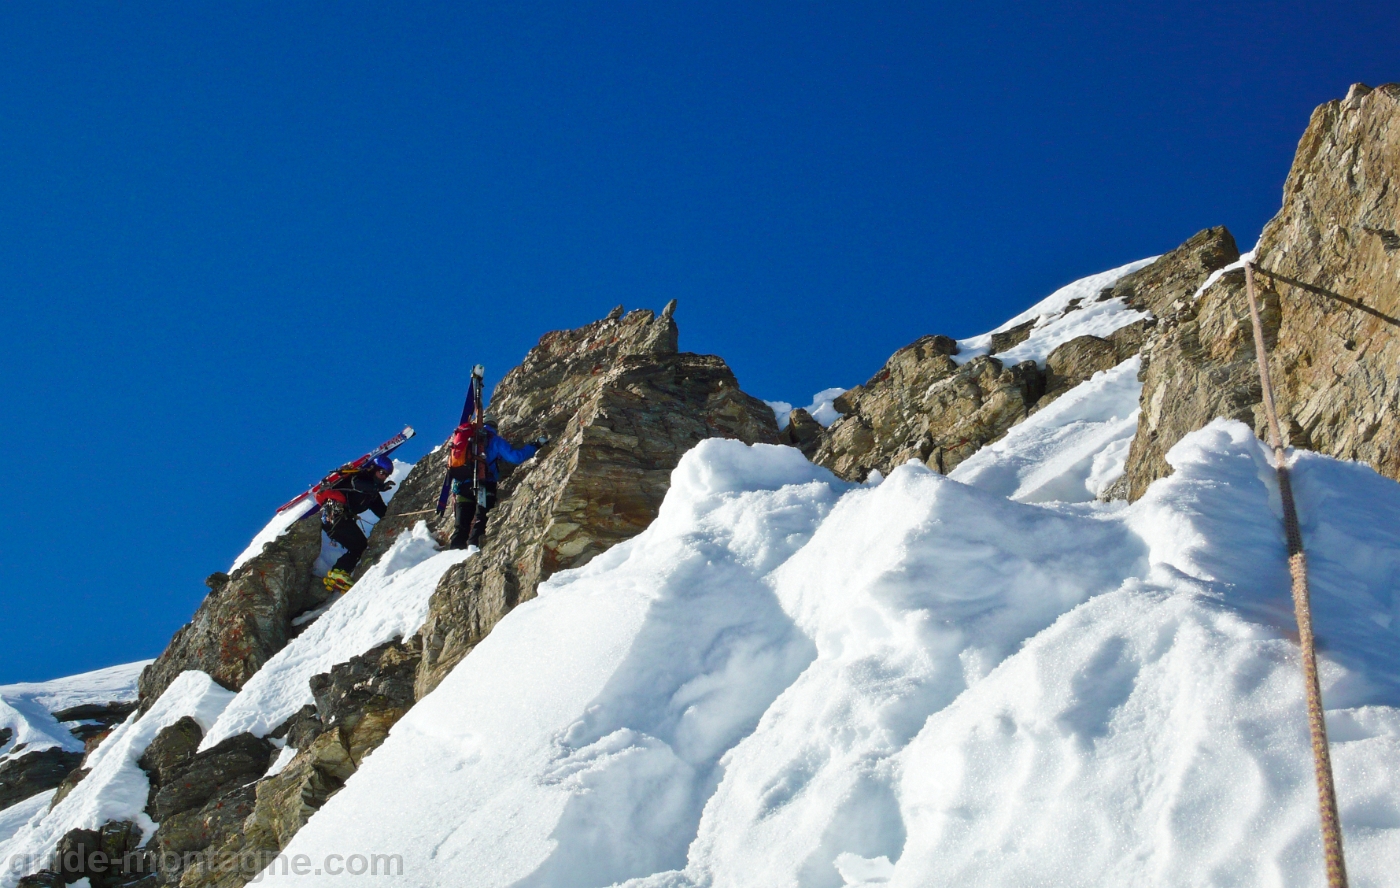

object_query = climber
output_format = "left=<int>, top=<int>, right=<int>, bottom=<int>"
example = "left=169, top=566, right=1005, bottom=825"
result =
left=445, top=422, right=547, bottom=550
left=321, top=455, right=396, bottom=592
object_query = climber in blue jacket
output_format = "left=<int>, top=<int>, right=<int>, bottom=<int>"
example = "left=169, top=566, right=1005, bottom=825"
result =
left=445, top=423, right=547, bottom=549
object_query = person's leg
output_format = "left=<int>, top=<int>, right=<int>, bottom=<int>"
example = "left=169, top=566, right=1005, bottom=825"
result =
left=466, top=483, right=498, bottom=548
left=448, top=492, right=473, bottom=549
left=327, top=519, right=368, bottom=574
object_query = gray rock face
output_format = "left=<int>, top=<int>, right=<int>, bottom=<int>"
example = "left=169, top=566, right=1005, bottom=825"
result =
left=814, top=334, right=1045, bottom=481
left=127, top=720, right=272, bottom=886
left=147, top=733, right=273, bottom=823
left=415, top=305, right=779, bottom=695
left=138, top=717, right=203, bottom=802
left=0, top=748, right=85, bottom=810
left=138, top=516, right=327, bottom=706
left=42, top=821, right=146, bottom=888
left=180, top=638, right=423, bottom=888
left=777, top=407, right=826, bottom=458
left=154, top=781, right=258, bottom=861
left=1122, top=85, right=1400, bottom=497
left=309, top=637, right=419, bottom=731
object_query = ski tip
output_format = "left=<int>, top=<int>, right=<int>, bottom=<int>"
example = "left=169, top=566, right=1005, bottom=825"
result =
left=403, top=426, right=416, bottom=438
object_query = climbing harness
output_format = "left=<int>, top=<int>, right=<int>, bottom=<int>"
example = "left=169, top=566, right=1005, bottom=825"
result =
left=1244, top=261, right=1348, bottom=888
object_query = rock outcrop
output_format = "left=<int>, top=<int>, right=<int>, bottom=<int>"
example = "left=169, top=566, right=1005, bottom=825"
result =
left=0, top=748, right=85, bottom=809
left=813, top=335, right=1046, bottom=481
left=776, top=407, right=826, bottom=458
left=1122, top=84, right=1400, bottom=497
left=179, top=638, right=421, bottom=888
left=414, top=303, right=779, bottom=693
left=125, top=718, right=274, bottom=885
left=138, top=517, right=327, bottom=706
left=52, top=702, right=137, bottom=747
left=28, top=820, right=147, bottom=888
left=813, top=226, right=1241, bottom=485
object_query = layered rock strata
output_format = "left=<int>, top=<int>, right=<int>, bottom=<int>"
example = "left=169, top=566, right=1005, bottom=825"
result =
left=179, top=638, right=421, bottom=888
left=1122, top=84, right=1400, bottom=496
left=0, top=748, right=85, bottom=810
left=413, top=303, right=779, bottom=693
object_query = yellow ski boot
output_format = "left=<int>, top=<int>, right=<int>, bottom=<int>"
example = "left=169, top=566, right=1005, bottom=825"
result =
left=323, top=568, right=353, bottom=594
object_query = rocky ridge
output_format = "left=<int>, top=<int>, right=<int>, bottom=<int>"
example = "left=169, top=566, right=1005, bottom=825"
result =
left=404, top=302, right=780, bottom=693
left=811, top=226, right=1241, bottom=483
left=4, top=302, right=780, bottom=888
left=6, top=84, right=1398, bottom=888
left=1122, top=83, right=1400, bottom=497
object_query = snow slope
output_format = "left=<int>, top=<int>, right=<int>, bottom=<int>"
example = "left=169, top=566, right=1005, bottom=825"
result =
left=0, top=793, right=53, bottom=848
left=949, top=355, right=1143, bottom=502
left=955, top=257, right=1155, bottom=366
left=202, top=523, right=471, bottom=749
left=258, top=422, right=1400, bottom=888
left=0, top=661, right=149, bottom=757
left=0, top=672, right=235, bottom=886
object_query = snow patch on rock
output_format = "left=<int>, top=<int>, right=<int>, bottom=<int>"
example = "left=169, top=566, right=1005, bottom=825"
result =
left=956, top=257, right=1156, bottom=367
left=202, top=523, right=469, bottom=750
left=0, top=672, right=235, bottom=887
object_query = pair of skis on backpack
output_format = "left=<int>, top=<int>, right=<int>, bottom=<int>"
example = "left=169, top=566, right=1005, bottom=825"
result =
left=273, top=365, right=488, bottom=522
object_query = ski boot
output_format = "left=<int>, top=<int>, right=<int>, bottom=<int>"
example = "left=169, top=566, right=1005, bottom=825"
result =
left=323, top=568, right=353, bottom=594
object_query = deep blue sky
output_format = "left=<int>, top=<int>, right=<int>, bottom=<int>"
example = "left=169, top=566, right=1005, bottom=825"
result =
left=1, top=2, right=1395, bottom=683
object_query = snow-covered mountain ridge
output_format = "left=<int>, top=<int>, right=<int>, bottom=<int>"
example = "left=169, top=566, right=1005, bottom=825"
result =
left=2, top=83, right=1398, bottom=888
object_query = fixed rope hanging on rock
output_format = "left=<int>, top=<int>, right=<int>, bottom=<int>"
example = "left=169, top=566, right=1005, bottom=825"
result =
left=1244, top=261, right=1349, bottom=888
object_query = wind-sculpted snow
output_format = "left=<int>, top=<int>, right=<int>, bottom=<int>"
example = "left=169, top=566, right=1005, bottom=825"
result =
left=0, top=661, right=149, bottom=756
left=259, top=424, right=1399, bottom=888
left=0, top=672, right=235, bottom=888
left=954, top=256, right=1155, bottom=367
left=202, top=523, right=470, bottom=749
left=259, top=442, right=844, bottom=888
left=950, top=356, right=1142, bottom=502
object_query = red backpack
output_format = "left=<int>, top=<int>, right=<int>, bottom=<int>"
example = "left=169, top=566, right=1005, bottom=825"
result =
left=448, top=422, right=489, bottom=482
left=312, top=463, right=363, bottom=507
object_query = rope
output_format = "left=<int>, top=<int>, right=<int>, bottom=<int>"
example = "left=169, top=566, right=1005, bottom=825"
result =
left=1244, top=261, right=1349, bottom=888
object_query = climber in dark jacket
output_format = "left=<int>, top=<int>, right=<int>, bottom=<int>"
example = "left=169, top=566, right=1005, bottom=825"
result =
left=446, top=425, right=544, bottom=550
left=322, top=455, right=395, bottom=592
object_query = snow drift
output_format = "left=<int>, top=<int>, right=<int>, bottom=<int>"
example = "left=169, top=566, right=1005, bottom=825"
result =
left=7, top=256, right=1400, bottom=888
left=254, top=422, right=1399, bottom=888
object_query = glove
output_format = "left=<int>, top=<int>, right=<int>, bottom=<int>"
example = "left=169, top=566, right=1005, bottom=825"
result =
left=380, top=480, right=396, bottom=492
left=534, top=434, right=550, bottom=448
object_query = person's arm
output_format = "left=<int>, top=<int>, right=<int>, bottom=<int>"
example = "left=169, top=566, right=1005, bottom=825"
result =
left=487, top=433, right=539, bottom=466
